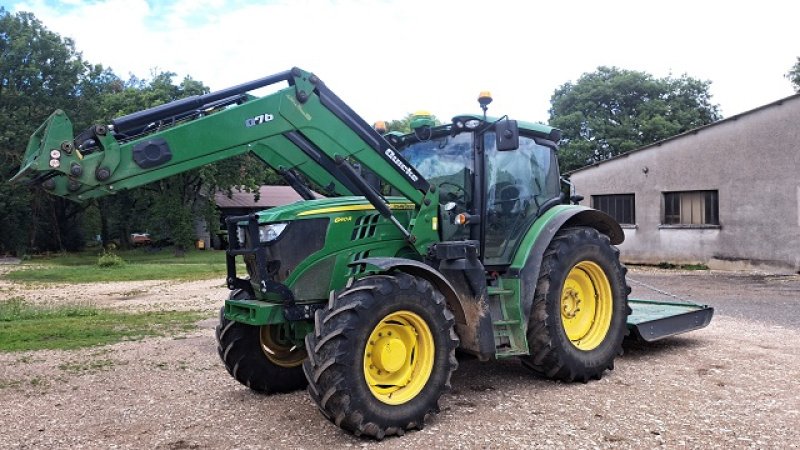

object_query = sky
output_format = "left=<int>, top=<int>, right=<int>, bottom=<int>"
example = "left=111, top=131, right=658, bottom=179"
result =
left=6, top=0, right=800, bottom=125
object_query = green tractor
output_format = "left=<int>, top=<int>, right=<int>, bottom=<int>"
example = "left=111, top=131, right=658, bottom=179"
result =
left=12, top=68, right=712, bottom=439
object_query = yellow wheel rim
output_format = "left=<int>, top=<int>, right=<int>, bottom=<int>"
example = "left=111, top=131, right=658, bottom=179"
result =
left=363, top=310, right=434, bottom=405
left=260, top=325, right=306, bottom=368
left=561, top=261, right=613, bottom=351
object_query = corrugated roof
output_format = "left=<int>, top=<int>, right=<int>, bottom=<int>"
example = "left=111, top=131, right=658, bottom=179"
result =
left=215, top=185, right=321, bottom=209
left=566, top=92, right=800, bottom=175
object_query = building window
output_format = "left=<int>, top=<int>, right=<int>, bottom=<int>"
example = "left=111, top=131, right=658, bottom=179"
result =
left=663, top=190, right=719, bottom=225
left=592, top=194, right=635, bottom=225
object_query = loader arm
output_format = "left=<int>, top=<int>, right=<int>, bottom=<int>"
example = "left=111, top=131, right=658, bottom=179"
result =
left=11, top=67, right=439, bottom=250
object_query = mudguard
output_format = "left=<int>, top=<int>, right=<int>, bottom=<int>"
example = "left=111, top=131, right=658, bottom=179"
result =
left=353, top=257, right=496, bottom=359
left=508, top=206, right=624, bottom=329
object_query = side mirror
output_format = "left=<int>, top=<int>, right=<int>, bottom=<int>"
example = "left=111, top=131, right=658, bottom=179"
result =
left=496, top=119, right=519, bottom=151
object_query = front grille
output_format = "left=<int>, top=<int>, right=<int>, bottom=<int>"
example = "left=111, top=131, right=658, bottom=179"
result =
left=245, top=218, right=329, bottom=288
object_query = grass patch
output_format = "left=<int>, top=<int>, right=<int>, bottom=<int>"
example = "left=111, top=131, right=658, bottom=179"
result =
left=2, top=248, right=238, bottom=283
left=0, top=298, right=206, bottom=352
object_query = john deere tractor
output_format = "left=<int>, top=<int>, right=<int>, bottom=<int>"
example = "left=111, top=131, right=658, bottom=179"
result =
left=12, top=67, right=712, bottom=439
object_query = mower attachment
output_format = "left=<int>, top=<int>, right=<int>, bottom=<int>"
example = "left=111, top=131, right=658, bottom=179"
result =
left=627, top=299, right=714, bottom=342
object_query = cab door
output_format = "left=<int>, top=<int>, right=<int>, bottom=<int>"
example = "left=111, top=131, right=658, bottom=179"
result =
left=482, top=133, right=561, bottom=266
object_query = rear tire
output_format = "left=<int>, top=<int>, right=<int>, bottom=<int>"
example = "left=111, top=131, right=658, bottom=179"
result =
left=216, top=289, right=307, bottom=393
left=521, top=227, right=630, bottom=382
left=304, top=273, right=458, bottom=439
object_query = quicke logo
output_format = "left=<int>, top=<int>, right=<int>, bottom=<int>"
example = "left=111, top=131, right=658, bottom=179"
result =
left=384, top=148, right=418, bottom=182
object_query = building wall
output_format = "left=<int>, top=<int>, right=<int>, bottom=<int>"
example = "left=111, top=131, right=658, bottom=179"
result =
left=570, top=96, right=800, bottom=273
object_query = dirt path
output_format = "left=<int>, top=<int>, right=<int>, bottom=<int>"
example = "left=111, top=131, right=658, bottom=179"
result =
left=1, top=268, right=799, bottom=449
left=0, top=265, right=226, bottom=312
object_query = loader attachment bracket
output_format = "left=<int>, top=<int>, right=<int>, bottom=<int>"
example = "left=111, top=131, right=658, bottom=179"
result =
left=224, top=213, right=322, bottom=322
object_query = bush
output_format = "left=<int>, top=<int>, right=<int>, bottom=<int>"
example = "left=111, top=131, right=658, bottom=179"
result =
left=97, top=251, right=125, bottom=268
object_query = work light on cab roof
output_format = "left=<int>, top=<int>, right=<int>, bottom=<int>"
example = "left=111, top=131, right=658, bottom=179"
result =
left=410, top=110, right=435, bottom=130
left=373, top=120, right=387, bottom=134
left=478, top=90, right=492, bottom=118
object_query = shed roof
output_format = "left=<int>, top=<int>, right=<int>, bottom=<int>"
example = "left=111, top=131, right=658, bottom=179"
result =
left=567, top=92, right=800, bottom=175
left=215, top=185, right=320, bottom=209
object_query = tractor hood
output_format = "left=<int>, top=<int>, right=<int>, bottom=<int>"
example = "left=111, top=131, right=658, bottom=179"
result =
left=254, top=196, right=416, bottom=223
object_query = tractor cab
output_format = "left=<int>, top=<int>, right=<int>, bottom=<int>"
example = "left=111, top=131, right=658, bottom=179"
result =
left=391, top=106, right=563, bottom=267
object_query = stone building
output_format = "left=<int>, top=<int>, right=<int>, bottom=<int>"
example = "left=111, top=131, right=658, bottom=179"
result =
left=569, top=94, right=800, bottom=274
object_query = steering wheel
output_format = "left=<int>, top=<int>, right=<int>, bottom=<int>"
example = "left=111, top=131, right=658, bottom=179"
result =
left=438, top=181, right=466, bottom=203
left=493, top=184, right=522, bottom=214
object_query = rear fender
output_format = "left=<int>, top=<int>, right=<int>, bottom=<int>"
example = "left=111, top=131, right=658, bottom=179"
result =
left=352, top=257, right=495, bottom=359
left=509, top=206, right=624, bottom=325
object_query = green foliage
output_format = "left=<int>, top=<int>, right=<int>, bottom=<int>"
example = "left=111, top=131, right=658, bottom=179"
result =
left=89, top=72, right=284, bottom=254
left=787, top=57, right=800, bottom=92
left=0, top=297, right=205, bottom=351
left=0, top=8, right=282, bottom=255
left=549, top=66, right=721, bottom=172
left=0, top=8, right=118, bottom=255
left=384, top=112, right=441, bottom=134
left=0, top=9, right=78, bottom=254
left=4, top=248, right=231, bottom=282
left=97, top=250, right=125, bottom=268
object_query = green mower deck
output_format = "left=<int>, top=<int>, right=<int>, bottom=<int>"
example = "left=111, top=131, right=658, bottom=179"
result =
left=627, top=299, right=714, bottom=342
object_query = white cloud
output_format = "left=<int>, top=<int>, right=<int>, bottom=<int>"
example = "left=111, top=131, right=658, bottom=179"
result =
left=10, top=0, right=800, bottom=124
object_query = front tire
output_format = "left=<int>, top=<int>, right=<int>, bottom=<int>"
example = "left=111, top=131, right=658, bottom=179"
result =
left=216, top=289, right=308, bottom=393
left=304, top=273, right=458, bottom=439
left=521, top=227, right=630, bottom=382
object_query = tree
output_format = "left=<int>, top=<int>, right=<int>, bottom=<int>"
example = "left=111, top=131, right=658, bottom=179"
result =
left=549, top=66, right=721, bottom=172
left=0, top=8, right=281, bottom=255
left=787, top=57, right=800, bottom=92
left=93, top=72, right=280, bottom=252
left=0, top=8, right=97, bottom=254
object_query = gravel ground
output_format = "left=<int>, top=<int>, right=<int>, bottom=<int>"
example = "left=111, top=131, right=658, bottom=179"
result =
left=1, top=266, right=799, bottom=449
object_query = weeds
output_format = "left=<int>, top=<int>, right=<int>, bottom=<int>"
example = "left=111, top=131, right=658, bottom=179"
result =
left=58, top=359, right=124, bottom=373
left=97, top=251, right=126, bottom=268
left=0, top=379, right=22, bottom=389
left=656, top=262, right=709, bottom=270
left=29, top=377, right=48, bottom=388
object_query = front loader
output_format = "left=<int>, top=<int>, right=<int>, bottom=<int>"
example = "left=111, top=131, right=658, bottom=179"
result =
left=11, top=67, right=713, bottom=439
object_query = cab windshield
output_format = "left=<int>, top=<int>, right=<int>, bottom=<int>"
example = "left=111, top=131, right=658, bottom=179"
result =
left=399, top=132, right=474, bottom=240
left=399, top=132, right=473, bottom=203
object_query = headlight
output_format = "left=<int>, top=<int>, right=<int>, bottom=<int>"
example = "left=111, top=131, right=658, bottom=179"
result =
left=237, top=222, right=288, bottom=245
left=259, top=223, right=288, bottom=243
left=464, top=119, right=481, bottom=129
